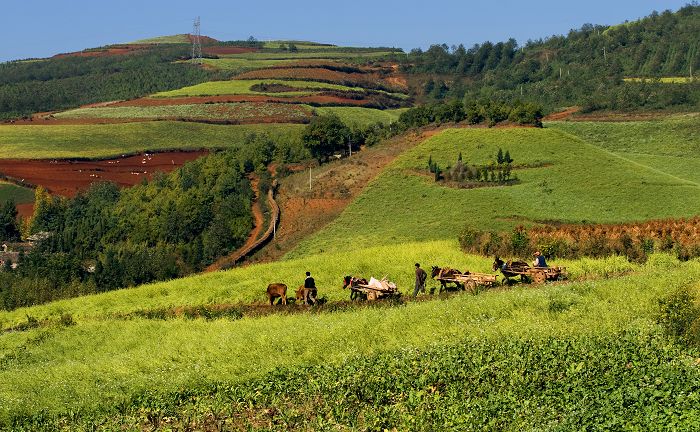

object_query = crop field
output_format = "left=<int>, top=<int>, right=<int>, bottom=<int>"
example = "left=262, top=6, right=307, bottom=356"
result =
left=54, top=102, right=313, bottom=123
left=0, top=122, right=304, bottom=159
left=549, top=114, right=700, bottom=183
left=217, top=50, right=397, bottom=60
left=313, top=106, right=407, bottom=126
left=153, top=79, right=365, bottom=98
left=199, top=57, right=298, bottom=73
left=0, top=182, right=34, bottom=205
left=261, top=41, right=339, bottom=50
left=235, top=67, right=405, bottom=91
left=0, top=231, right=697, bottom=427
left=289, top=126, right=700, bottom=258
left=130, top=34, right=191, bottom=44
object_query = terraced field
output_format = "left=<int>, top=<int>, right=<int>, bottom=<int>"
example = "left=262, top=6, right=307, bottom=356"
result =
left=313, top=106, right=407, bottom=126
left=153, top=79, right=366, bottom=98
left=54, top=102, right=313, bottom=124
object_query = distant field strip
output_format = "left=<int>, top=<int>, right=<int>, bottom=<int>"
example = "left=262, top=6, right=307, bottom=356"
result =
left=0, top=122, right=304, bottom=159
left=54, top=103, right=313, bottom=123
left=153, top=79, right=365, bottom=98
left=218, top=51, right=397, bottom=60
left=0, top=182, right=34, bottom=204
left=623, top=77, right=696, bottom=83
left=313, top=107, right=407, bottom=126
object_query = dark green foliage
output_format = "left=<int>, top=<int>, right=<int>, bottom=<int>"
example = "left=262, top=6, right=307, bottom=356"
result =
left=0, top=200, right=19, bottom=241
left=397, top=5, right=700, bottom=112
left=302, top=115, right=351, bottom=163
left=442, top=151, right=515, bottom=185
left=398, top=100, right=543, bottom=128
left=13, top=333, right=700, bottom=430
left=0, top=46, right=213, bottom=120
left=1, top=151, right=252, bottom=309
left=657, top=286, right=700, bottom=347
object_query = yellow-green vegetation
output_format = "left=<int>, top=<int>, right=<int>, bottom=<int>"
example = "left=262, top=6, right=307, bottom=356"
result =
left=199, top=57, right=298, bottom=72
left=217, top=51, right=396, bottom=60
left=290, top=126, right=700, bottom=258
left=130, top=34, right=190, bottom=44
left=54, top=103, right=312, bottom=123
left=549, top=114, right=700, bottom=184
left=0, top=182, right=33, bottom=205
left=623, top=76, right=695, bottom=83
left=153, top=79, right=364, bottom=98
left=262, top=41, right=338, bottom=50
left=0, top=122, right=303, bottom=159
left=313, top=106, right=407, bottom=126
left=0, top=234, right=694, bottom=423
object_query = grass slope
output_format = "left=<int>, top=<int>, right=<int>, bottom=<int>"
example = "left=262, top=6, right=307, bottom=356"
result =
left=313, top=106, right=407, bottom=126
left=289, top=125, right=700, bottom=258
left=0, top=182, right=34, bottom=204
left=0, top=236, right=693, bottom=423
left=549, top=114, right=700, bottom=184
left=0, top=122, right=303, bottom=159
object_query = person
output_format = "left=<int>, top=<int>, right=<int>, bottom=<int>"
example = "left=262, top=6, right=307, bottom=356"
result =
left=303, top=271, right=317, bottom=305
left=533, top=251, right=548, bottom=268
left=413, top=263, right=427, bottom=297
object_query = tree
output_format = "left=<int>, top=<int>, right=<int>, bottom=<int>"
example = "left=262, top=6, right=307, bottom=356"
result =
left=497, top=148, right=504, bottom=164
left=302, top=115, right=351, bottom=163
left=0, top=200, right=19, bottom=241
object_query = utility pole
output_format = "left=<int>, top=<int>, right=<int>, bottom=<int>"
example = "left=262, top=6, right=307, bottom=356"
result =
left=191, top=17, right=202, bottom=65
left=309, top=167, right=312, bottom=191
left=603, top=46, right=607, bottom=61
left=349, top=142, right=352, bottom=157
left=559, top=67, right=562, bottom=79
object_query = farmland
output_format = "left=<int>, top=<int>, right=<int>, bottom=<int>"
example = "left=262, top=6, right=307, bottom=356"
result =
left=289, top=124, right=700, bottom=258
left=153, top=79, right=373, bottom=98
left=0, top=122, right=304, bottom=159
left=0, top=234, right=697, bottom=427
left=54, top=102, right=313, bottom=124
left=313, top=106, right=406, bottom=126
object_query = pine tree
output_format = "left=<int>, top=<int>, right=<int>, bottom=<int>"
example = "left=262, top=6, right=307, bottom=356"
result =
left=505, top=150, right=513, bottom=164
left=497, top=148, right=504, bottom=164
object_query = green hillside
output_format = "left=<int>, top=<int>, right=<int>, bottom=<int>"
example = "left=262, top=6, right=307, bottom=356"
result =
left=290, top=119, right=700, bottom=258
left=0, top=122, right=304, bottom=159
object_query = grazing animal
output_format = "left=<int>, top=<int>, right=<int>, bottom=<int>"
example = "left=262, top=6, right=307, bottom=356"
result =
left=342, top=275, right=368, bottom=301
left=430, top=266, right=465, bottom=292
left=296, top=285, right=318, bottom=305
left=492, top=256, right=530, bottom=282
left=266, top=283, right=288, bottom=306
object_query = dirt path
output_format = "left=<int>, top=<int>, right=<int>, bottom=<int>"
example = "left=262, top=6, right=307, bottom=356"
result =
left=543, top=107, right=580, bottom=121
left=205, top=175, right=265, bottom=272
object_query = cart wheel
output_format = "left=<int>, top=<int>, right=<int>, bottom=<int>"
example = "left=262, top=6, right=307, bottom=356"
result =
left=533, top=272, right=546, bottom=284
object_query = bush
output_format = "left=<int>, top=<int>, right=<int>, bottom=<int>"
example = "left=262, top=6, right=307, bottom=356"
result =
left=657, top=286, right=700, bottom=346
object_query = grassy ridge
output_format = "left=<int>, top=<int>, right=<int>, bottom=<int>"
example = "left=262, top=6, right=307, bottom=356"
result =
left=313, top=106, right=407, bottom=126
left=0, top=122, right=303, bottom=159
left=0, top=237, right=694, bottom=422
left=289, top=126, right=700, bottom=258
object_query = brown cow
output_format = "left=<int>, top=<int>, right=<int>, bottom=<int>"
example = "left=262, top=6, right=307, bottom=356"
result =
left=266, top=283, right=287, bottom=306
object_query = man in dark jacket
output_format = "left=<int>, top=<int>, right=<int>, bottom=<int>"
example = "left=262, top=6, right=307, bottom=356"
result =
left=303, top=271, right=317, bottom=305
left=413, top=263, right=427, bottom=297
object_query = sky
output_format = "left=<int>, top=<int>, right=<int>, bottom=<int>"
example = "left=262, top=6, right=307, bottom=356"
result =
left=0, top=0, right=692, bottom=62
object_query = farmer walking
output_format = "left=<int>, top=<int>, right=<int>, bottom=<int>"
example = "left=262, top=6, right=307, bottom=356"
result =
left=413, top=263, right=427, bottom=297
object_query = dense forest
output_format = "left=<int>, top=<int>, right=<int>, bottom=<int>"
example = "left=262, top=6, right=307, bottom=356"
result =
left=0, top=46, right=213, bottom=120
left=398, top=4, right=700, bottom=111
left=0, top=149, right=256, bottom=309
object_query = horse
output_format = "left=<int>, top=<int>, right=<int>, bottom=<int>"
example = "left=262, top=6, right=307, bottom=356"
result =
left=492, top=256, right=530, bottom=283
left=266, top=283, right=288, bottom=306
left=296, top=285, right=318, bottom=305
left=342, top=275, right=368, bottom=301
left=431, top=266, right=466, bottom=293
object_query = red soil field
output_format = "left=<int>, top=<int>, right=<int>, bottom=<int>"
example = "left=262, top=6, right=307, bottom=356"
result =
left=53, top=45, right=151, bottom=58
left=0, top=151, right=207, bottom=198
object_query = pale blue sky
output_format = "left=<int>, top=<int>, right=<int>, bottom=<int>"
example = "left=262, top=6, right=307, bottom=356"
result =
left=1, top=0, right=691, bottom=62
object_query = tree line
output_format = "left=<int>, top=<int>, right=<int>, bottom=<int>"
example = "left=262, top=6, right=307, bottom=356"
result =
left=394, top=4, right=700, bottom=112
left=0, top=150, right=256, bottom=310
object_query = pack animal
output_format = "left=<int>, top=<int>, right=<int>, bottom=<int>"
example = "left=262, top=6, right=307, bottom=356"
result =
left=266, top=283, right=288, bottom=306
left=342, top=275, right=368, bottom=301
left=296, top=285, right=318, bottom=305
left=492, top=257, right=530, bottom=282
left=431, top=266, right=465, bottom=292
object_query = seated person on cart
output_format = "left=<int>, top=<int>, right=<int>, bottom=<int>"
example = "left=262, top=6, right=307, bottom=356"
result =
left=532, top=251, right=548, bottom=268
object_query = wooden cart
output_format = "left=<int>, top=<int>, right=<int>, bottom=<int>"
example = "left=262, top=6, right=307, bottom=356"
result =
left=353, top=279, right=400, bottom=301
left=501, top=265, right=568, bottom=285
left=435, top=272, right=499, bottom=293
